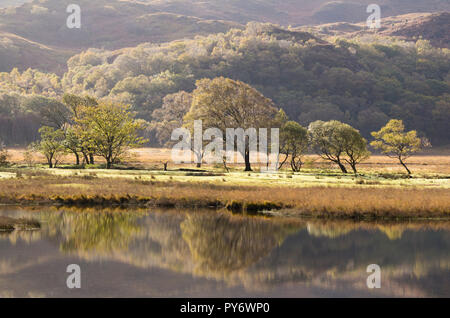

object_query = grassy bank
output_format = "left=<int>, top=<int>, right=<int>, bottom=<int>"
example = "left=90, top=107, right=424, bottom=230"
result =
left=0, top=168, right=448, bottom=219
left=0, top=216, right=40, bottom=231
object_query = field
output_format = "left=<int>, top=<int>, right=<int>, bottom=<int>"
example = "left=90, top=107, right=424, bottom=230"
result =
left=0, top=148, right=449, bottom=219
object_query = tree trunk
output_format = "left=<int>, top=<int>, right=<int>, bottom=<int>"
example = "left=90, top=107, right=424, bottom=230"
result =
left=351, top=163, right=357, bottom=174
left=291, top=158, right=302, bottom=172
left=196, top=163, right=202, bottom=168
left=106, top=160, right=112, bottom=169
left=278, top=154, right=289, bottom=170
left=74, top=152, right=80, bottom=166
left=222, top=157, right=230, bottom=173
left=89, top=154, right=95, bottom=165
left=163, top=162, right=168, bottom=171
left=337, top=161, right=348, bottom=174
left=244, top=149, right=252, bottom=172
left=399, top=159, right=411, bottom=175
left=82, top=152, right=89, bottom=165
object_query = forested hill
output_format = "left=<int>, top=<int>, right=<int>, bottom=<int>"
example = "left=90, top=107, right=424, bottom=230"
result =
left=0, top=0, right=242, bottom=72
left=1, top=0, right=450, bottom=73
left=1, top=23, right=449, bottom=146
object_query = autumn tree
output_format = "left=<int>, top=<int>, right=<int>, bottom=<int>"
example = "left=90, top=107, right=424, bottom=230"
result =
left=309, top=120, right=349, bottom=173
left=33, top=126, right=66, bottom=168
left=184, top=77, right=278, bottom=171
left=62, top=94, right=99, bottom=164
left=24, top=96, right=70, bottom=130
left=151, top=91, right=192, bottom=147
left=279, top=121, right=308, bottom=172
left=74, top=102, right=147, bottom=169
left=63, top=126, right=82, bottom=165
left=371, top=119, right=429, bottom=175
left=342, top=127, right=370, bottom=174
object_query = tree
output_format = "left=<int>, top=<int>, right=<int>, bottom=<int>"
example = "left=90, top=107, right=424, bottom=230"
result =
left=62, top=94, right=99, bottom=164
left=24, top=96, right=70, bottom=129
left=74, top=102, right=147, bottom=169
left=151, top=91, right=192, bottom=147
left=63, top=126, right=82, bottom=165
left=33, top=126, right=66, bottom=168
left=342, top=127, right=370, bottom=174
left=279, top=121, right=308, bottom=172
left=371, top=119, right=429, bottom=175
left=184, top=77, right=278, bottom=171
left=62, top=94, right=98, bottom=119
left=0, top=138, right=8, bottom=167
left=308, top=120, right=349, bottom=173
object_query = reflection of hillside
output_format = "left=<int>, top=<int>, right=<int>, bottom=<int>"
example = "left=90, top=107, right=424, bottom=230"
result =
left=2, top=208, right=450, bottom=297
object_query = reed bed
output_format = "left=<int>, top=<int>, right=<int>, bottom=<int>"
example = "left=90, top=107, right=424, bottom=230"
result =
left=0, top=176, right=448, bottom=218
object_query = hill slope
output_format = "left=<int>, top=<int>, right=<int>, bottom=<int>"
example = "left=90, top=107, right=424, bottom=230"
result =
left=0, top=0, right=242, bottom=72
left=135, top=0, right=450, bottom=25
left=302, top=12, right=450, bottom=49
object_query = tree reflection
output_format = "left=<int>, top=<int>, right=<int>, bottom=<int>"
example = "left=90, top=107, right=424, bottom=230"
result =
left=181, top=213, right=302, bottom=274
left=2, top=207, right=449, bottom=297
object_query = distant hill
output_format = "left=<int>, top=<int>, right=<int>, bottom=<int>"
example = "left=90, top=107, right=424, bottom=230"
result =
left=0, top=0, right=30, bottom=8
left=1, top=22, right=449, bottom=146
left=301, top=12, right=450, bottom=49
left=135, top=0, right=450, bottom=25
left=0, top=31, right=71, bottom=73
left=0, top=0, right=241, bottom=72
left=0, top=0, right=448, bottom=73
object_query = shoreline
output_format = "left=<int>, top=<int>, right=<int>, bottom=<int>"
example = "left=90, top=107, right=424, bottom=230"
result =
left=0, top=167, right=448, bottom=220
left=0, top=195, right=448, bottom=221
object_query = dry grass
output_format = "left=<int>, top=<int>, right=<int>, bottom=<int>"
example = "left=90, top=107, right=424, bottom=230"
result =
left=6, top=147, right=450, bottom=174
left=0, top=176, right=448, bottom=218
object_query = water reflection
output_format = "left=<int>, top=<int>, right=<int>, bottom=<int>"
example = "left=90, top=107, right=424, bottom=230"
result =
left=0, top=207, right=449, bottom=297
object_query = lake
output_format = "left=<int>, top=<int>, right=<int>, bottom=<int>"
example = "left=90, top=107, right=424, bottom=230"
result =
left=0, top=207, right=449, bottom=298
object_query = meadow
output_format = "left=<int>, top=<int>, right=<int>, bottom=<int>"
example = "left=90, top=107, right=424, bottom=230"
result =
left=1, top=148, right=449, bottom=219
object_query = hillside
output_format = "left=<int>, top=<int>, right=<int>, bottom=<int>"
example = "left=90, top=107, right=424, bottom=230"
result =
left=136, top=0, right=450, bottom=25
left=0, top=0, right=448, bottom=73
left=1, top=23, right=449, bottom=146
left=302, top=12, right=450, bottom=49
left=0, top=31, right=72, bottom=73
left=0, top=0, right=30, bottom=8
left=0, top=0, right=242, bottom=72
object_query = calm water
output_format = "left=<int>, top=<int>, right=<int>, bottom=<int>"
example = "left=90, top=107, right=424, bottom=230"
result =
left=0, top=207, right=449, bottom=298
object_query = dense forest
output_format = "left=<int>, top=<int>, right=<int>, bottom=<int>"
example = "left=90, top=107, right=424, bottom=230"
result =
left=0, top=22, right=449, bottom=146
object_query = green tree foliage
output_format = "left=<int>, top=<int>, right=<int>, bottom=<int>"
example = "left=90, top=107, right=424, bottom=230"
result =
left=74, top=103, right=148, bottom=169
left=33, top=126, right=66, bottom=168
left=62, top=93, right=99, bottom=164
left=24, top=96, right=70, bottom=129
left=342, top=128, right=371, bottom=174
left=371, top=119, right=429, bottom=175
left=309, top=120, right=369, bottom=174
left=184, top=77, right=278, bottom=171
left=0, top=24, right=449, bottom=146
left=279, top=121, right=309, bottom=172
